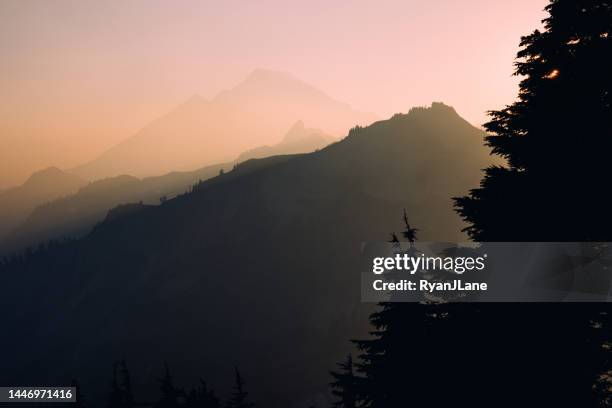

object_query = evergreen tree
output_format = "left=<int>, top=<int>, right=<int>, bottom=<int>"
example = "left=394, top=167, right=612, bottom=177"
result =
left=352, top=302, right=451, bottom=407
left=329, top=354, right=358, bottom=408
left=155, top=363, right=182, bottom=408
left=107, top=363, right=123, bottom=408
left=452, top=0, right=612, bottom=405
left=119, top=360, right=134, bottom=408
left=348, top=214, right=507, bottom=407
left=349, top=215, right=453, bottom=407
left=185, top=380, right=220, bottom=408
left=400, top=209, right=418, bottom=247
left=454, top=0, right=612, bottom=242
left=107, top=361, right=136, bottom=408
left=225, top=367, right=254, bottom=408
left=187, top=389, right=198, bottom=407
left=204, top=386, right=220, bottom=408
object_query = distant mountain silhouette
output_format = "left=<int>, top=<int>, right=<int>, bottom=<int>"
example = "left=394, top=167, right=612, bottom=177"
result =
left=0, top=165, right=224, bottom=255
left=0, top=167, right=85, bottom=242
left=235, top=121, right=333, bottom=162
left=0, top=123, right=333, bottom=254
left=0, top=103, right=492, bottom=407
left=70, top=69, right=376, bottom=180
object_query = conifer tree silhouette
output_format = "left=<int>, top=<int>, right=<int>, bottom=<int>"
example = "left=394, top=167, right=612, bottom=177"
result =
left=155, top=363, right=182, bottom=408
left=205, top=386, right=220, bottom=408
left=107, top=363, right=124, bottom=408
left=119, top=360, right=134, bottom=408
left=401, top=209, right=418, bottom=247
left=107, top=361, right=136, bottom=408
left=185, top=380, right=220, bottom=408
left=451, top=0, right=612, bottom=405
left=329, top=354, right=358, bottom=408
left=455, top=0, right=612, bottom=242
left=225, top=367, right=254, bottom=408
left=349, top=216, right=462, bottom=407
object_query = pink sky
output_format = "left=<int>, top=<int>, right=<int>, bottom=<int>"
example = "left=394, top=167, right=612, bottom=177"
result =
left=0, top=0, right=548, bottom=188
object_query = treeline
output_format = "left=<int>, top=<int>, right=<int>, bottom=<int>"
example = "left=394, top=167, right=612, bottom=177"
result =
left=76, top=361, right=255, bottom=408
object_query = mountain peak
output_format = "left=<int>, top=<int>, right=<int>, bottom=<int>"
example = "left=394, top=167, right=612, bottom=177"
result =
left=430, top=101, right=458, bottom=114
left=283, top=120, right=306, bottom=140
left=25, top=167, right=68, bottom=185
left=235, top=69, right=317, bottom=93
left=281, top=120, right=328, bottom=145
left=72, top=70, right=377, bottom=180
left=407, top=102, right=458, bottom=117
left=19, top=167, right=84, bottom=191
left=245, top=68, right=298, bottom=83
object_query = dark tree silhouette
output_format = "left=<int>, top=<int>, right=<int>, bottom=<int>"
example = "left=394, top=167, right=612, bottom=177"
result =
left=349, top=216, right=463, bottom=407
left=225, top=367, right=254, bottom=408
left=107, top=361, right=135, bottom=408
left=351, top=302, right=457, bottom=407
left=108, top=363, right=123, bottom=408
left=329, top=354, right=358, bottom=408
left=344, top=208, right=608, bottom=407
left=400, top=209, right=418, bottom=247
left=455, top=0, right=612, bottom=241
left=101, top=362, right=227, bottom=408
left=185, top=380, right=220, bottom=408
left=452, top=0, right=612, bottom=405
left=155, top=363, right=183, bottom=408
left=119, top=360, right=134, bottom=408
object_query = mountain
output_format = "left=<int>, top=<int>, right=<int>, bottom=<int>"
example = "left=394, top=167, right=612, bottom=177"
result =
left=71, top=69, right=376, bottom=180
left=0, top=164, right=225, bottom=255
left=1, top=104, right=492, bottom=407
left=235, top=120, right=333, bottom=162
left=0, top=167, right=85, bottom=242
left=1, top=123, right=334, bottom=254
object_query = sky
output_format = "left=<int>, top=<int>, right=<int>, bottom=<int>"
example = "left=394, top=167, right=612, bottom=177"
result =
left=0, top=0, right=548, bottom=188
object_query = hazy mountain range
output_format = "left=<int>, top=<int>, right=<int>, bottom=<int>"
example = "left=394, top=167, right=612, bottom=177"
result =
left=235, top=120, right=333, bottom=162
left=0, top=168, right=86, bottom=242
left=1, top=103, right=493, bottom=407
left=0, top=70, right=361, bottom=250
left=0, top=122, right=333, bottom=254
left=70, top=69, right=376, bottom=181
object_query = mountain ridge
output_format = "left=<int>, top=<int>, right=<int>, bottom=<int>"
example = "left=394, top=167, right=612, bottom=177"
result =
left=1, top=123, right=333, bottom=254
left=0, top=167, right=86, bottom=242
left=235, top=120, right=333, bottom=163
left=70, top=69, right=377, bottom=181
left=0, top=103, right=493, bottom=407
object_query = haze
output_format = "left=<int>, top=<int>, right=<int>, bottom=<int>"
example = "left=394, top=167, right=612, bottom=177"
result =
left=0, top=0, right=547, bottom=188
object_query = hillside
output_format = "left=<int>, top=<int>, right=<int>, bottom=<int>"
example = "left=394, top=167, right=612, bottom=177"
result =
left=0, top=164, right=225, bottom=255
left=71, top=69, right=376, bottom=180
left=0, top=167, right=85, bottom=242
left=1, top=123, right=333, bottom=254
left=0, top=103, right=492, bottom=407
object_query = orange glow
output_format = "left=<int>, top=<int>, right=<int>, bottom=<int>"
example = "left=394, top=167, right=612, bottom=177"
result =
left=544, top=69, right=560, bottom=79
left=0, top=0, right=549, bottom=188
